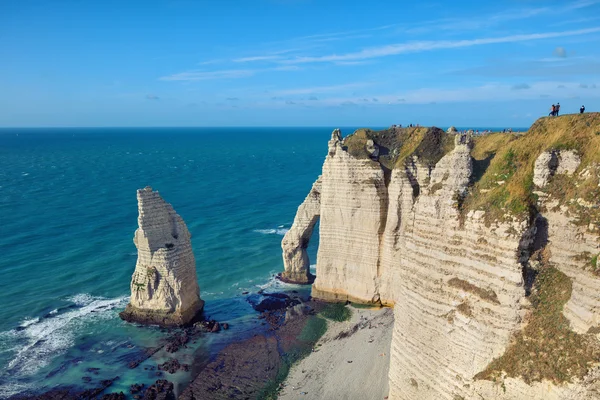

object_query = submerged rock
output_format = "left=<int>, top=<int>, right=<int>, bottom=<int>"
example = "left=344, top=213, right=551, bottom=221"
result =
left=247, top=292, right=300, bottom=312
left=120, top=187, right=204, bottom=327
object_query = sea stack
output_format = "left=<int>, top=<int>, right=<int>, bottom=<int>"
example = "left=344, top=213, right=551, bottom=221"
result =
left=120, top=186, right=203, bottom=326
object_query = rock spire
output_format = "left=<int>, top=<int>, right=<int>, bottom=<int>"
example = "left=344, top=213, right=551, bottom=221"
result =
left=120, top=187, right=203, bottom=326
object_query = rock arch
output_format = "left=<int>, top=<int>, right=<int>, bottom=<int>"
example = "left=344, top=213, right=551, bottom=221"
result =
left=280, top=177, right=321, bottom=284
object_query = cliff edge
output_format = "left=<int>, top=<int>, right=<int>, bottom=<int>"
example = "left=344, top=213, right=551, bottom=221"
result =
left=120, top=187, right=204, bottom=327
left=282, top=113, right=600, bottom=399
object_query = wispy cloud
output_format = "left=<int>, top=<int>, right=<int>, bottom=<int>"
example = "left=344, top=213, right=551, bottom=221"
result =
left=197, top=59, right=225, bottom=66
left=233, top=55, right=283, bottom=63
left=272, top=82, right=369, bottom=96
left=512, top=83, right=531, bottom=90
left=145, top=94, right=160, bottom=100
left=307, top=81, right=600, bottom=106
left=281, top=27, right=600, bottom=64
left=160, top=65, right=300, bottom=81
left=566, top=0, right=600, bottom=10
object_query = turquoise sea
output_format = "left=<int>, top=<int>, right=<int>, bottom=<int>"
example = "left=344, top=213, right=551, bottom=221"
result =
left=0, top=126, right=525, bottom=397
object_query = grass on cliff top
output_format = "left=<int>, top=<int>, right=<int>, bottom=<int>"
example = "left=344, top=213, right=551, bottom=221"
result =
left=463, top=113, right=600, bottom=223
left=475, top=263, right=600, bottom=385
left=342, top=126, right=455, bottom=170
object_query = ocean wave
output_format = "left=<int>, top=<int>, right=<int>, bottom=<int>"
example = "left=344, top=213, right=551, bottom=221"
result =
left=0, top=381, right=33, bottom=400
left=253, top=228, right=289, bottom=236
left=256, top=274, right=300, bottom=292
left=1, top=294, right=128, bottom=379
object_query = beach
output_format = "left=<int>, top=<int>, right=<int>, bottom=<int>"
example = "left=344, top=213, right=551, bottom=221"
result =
left=279, top=306, right=394, bottom=400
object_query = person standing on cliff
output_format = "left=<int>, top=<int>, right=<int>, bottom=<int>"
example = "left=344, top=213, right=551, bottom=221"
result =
left=581, top=105, right=585, bottom=114
left=556, top=103, right=561, bottom=116
left=550, top=104, right=556, bottom=116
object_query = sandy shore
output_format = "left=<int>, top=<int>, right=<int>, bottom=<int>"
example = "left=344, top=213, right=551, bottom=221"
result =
left=279, top=306, right=394, bottom=400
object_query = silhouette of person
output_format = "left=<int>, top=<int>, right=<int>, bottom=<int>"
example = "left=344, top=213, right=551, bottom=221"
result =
left=556, top=103, right=561, bottom=116
left=580, top=105, right=585, bottom=114
left=550, top=104, right=556, bottom=116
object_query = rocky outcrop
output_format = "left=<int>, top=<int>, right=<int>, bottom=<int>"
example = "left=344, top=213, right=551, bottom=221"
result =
left=533, top=149, right=580, bottom=188
left=282, top=114, right=600, bottom=399
left=120, top=187, right=203, bottom=326
left=280, top=178, right=321, bottom=283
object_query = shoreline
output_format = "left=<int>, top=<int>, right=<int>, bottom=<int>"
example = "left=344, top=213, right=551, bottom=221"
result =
left=278, top=306, right=394, bottom=400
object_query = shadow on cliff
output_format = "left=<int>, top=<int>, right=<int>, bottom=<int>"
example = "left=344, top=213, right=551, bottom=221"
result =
left=521, top=215, right=549, bottom=296
left=471, top=153, right=495, bottom=185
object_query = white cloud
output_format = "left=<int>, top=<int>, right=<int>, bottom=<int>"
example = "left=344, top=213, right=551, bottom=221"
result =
left=281, top=27, right=600, bottom=64
left=160, top=65, right=300, bottom=81
left=233, top=55, right=283, bottom=63
left=272, top=83, right=369, bottom=96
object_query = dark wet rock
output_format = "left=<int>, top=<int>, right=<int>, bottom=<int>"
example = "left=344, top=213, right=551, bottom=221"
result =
left=142, top=379, right=175, bottom=400
left=178, top=335, right=281, bottom=400
left=128, top=346, right=161, bottom=369
left=247, top=292, right=300, bottom=312
left=158, top=358, right=190, bottom=374
left=78, top=376, right=119, bottom=398
left=193, top=319, right=221, bottom=334
left=101, top=393, right=126, bottom=400
left=130, top=383, right=145, bottom=394
left=222, top=322, right=229, bottom=330
left=180, top=301, right=328, bottom=400
left=8, top=388, right=74, bottom=400
left=285, top=303, right=313, bottom=322
left=164, top=331, right=189, bottom=353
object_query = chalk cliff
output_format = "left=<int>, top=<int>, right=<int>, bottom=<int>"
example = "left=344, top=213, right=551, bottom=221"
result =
left=120, top=187, right=203, bottom=326
left=282, top=114, right=600, bottom=399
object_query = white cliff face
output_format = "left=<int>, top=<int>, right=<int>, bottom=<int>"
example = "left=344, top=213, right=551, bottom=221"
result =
left=385, top=134, right=534, bottom=400
left=280, top=177, right=321, bottom=283
left=120, top=187, right=203, bottom=326
left=311, top=130, right=389, bottom=303
left=282, top=126, right=600, bottom=400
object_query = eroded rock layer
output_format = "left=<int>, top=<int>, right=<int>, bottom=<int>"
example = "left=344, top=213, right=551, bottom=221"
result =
left=120, top=187, right=203, bottom=326
left=283, top=114, right=600, bottom=399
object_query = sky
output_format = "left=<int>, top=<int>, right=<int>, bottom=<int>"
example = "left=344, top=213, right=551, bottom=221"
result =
left=1, top=0, right=600, bottom=127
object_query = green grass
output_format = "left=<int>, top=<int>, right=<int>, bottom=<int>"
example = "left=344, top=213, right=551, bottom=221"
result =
left=464, top=113, right=600, bottom=223
left=319, top=302, right=352, bottom=322
left=475, top=265, right=600, bottom=384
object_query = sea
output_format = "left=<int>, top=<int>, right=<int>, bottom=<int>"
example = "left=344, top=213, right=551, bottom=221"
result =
left=0, top=126, right=525, bottom=398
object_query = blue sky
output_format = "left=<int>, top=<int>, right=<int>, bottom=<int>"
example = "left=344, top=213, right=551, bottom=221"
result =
left=1, top=0, right=599, bottom=127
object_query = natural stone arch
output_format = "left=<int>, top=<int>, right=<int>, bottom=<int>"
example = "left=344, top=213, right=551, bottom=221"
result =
left=280, top=177, right=321, bottom=284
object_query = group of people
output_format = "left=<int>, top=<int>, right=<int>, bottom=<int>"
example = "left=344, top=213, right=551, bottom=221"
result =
left=549, top=103, right=561, bottom=116
left=549, top=103, right=587, bottom=116
left=390, top=123, right=420, bottom=128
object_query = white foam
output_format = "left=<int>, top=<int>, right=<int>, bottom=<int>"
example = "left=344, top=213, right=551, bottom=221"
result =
left=18, top=317, right=40, bottom=329
left=256, top=273, right=301, bottom=292
left=2, top=294, right=128, bottom=378
left=253, top=228, right=289, bottom=236
left=0, top=381, right=33, bottom=400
